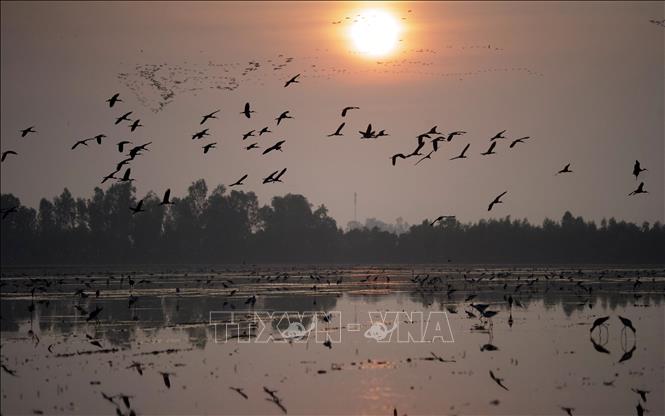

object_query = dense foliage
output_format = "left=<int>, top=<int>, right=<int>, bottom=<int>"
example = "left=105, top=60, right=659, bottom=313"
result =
left=1, top=180, right=663, bottom=264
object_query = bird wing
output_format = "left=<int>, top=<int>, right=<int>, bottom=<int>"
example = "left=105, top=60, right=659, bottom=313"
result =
left=163, top=189, right=171, bottom=203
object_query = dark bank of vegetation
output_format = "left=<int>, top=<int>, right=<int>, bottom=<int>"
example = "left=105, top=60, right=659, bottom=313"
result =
left=1, top=180, right=664, bottom=265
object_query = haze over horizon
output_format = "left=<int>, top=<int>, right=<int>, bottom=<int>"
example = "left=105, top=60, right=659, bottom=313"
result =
left=2, top=1, right=663, bottom=227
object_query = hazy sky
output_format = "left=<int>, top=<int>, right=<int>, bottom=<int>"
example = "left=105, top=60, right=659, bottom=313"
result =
left=1, top=1, right=663, bottom=227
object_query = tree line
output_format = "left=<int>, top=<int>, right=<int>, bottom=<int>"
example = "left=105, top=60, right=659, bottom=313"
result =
left=1, top=179, right=663, bottom=265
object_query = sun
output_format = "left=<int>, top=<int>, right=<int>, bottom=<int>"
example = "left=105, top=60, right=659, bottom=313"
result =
left=348, top=9, right=402, bottom=58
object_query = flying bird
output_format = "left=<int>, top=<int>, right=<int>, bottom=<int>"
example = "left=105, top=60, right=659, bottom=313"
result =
left=115, top=112, right=132, bottom=125
left=1, top=150, right=17, bottom=162
left=160, top=189, right=174, bottom=205
left=129, top=119, right=143, bottom=132
left=203, top=142, right=217, bottom=154
left=263, top=140, right=286, bottom=155
left=71, top=139, right=91, bottom=150
left=201, top=109, right=220, bottom=124
left=242, top=102, right=255, bottom=118
left=450, top=143, right=470, bottom=160
left=263, top=168, right=287, bottom=184
left=284, top=74, right=300, bottom=87
left=230, top=387, right=248, bottom=399
left=275, top=111, right=293, bottom=125
left=106, top=93, right=122, bottom=107
left=192, top=129, right=210, bottom=140
left=117, top=141, right=132, bottom=152
left=390, top=153, right=408, bottom=166
left=118, top=168, right=135, bottom=183
left=259, top=127, right=272, bottom=135
left=481, top=141, right=497, bottom=156
left=431, top=136, right=446, bottom=152
left=556, top=163, right=572, bottom=175
left=445, top=131, right=467, bottom=142
left=341, top=106, right=359, bottom=117
left=92, top=134, right=106, bottom=144
left=230, top=174, right=248, bottom=187
left=327, top=123, right=345, bottom=137
left=509, top=136, right=530, bottom=148
left=415, top=150, right=435, bottom=166
left=129, top=200, right=145, bottom=215
left=488, top=191, right=507, bottom=211
left=242, top=130, right=255, bottom=140
left=245, top=142, right=260, bottom=150
left=628, top=182, right=648, bottom=196
left=489, top=370, right=509, bottom=391
left=20, top=126, right=37, bottom=137
left=632, top=160, right=647, bottom=179
left=489, top=130, right=507, bottom=141
left=359, top=124, right=375, bottom=139
left=430, top=216, right=454, bottom=227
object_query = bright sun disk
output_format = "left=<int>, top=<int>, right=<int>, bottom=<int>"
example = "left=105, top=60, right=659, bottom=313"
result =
left=349, top=9, right=401, bottom=57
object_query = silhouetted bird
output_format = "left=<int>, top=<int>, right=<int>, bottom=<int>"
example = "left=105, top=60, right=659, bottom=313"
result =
left=192, top=129, right=210, bottom=140
left=430, top=216, right=454, bottom=226
left=425, top=126, right=442, bottom=135
left=263, top=140, right=285, bottom=155
left=632, top=160, right=647, bottom=179
left=489, top=370, right=509, bottom=390
left=450, top=143, right=470, bottom=160
left=201, top=109, right=220, bottom=124
left=431, top=136, right=446, bottom=152
left=490, top=130, right=506, bottom=141
left=242, top=130, right=255, bottom=140
left=488, top=191, right=507, bottom=211
left=117, top=141, right=132, bottom=152
left=101, top=171, right=118, bottom=184
left=118, top=168, right=135, bottom=183
left=72, top=139, right=91, bottom=149
left=481, top=142, right=497, bottom=155
left=415, top=150, right=434, bottom=165
left=327, top=122, right=345, bottom=137
left=628, top=182, right=647, bottom=196
left=20, top=126, right=37, bottom=137
left=230, top=387, right=248, bottom=399
left=106, top=93, right=122, bottom=107
left=242, top=102, right=255, bottom=118
left=1, top=150, right=17, bottom=162
left=556, top=163, right=572, bottom=175
left=246, top=142, right=260, bottom=150
left=359, top=124, right=375, bottom=139
left=129, top=200, right=145, bottom=215
left=376, top=129, right=389, bottom=137
left=509, top=136, right=530, bottom=148
left=115, top=112, right=132, bottom=124
left=391, top=153, right=408, bottom=166
left=259, top=127, right=272, bottom=135
left=203, top=142, right=217, bottom=154
left=129, top=119, right=143, bottom=132
left=341, top=106, right=359, bottom=117
left=284, top=74, right=300, bottom=87
left=590, top=316, right=610, bottom=333
left=618, top=315, right=636, bottom=333
left=230, top=174, right=248, bottom=187
left=116, top=158, right=132, bottom=171
left=160, top=189, right=174, bottom=205
left=263, top=168, right=287, bottom=184
left=92, top=134, right=106, bottom=144
left=445, top=131, right=467, bottom=141
left=410, top=135, right=428, bottom=156
left=275, top=111, right=293, bottom=125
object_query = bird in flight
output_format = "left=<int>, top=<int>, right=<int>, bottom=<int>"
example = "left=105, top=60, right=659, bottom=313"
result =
left=284, top=74, right=300, bottom=87
left=230, top=174, right=248, bottom=187
left=341, top=106, right=359, bottom=117
left=481, top=141, right=497, bottom=156
left=415, top=150, right=435, bottom=166
left=117, top=141, right=132, bottom=153
left=488, top=191, right=508, bottom=211
left=628, top=182, right=648, bottom=196
left=92, top=134, right=106, bottom=144
left=129, top=200, right=145, bottom=215
left=242, top=102, right=255, bottom=119
left=489, top=370, right=509, bottom=391
left=431, top=136, right=446, bottom=152
left=1, top=150, right=18, bottom=162
left=129, top=119, right=143, bottom=132
left=490, top=130, right=507, bottom=141
left=509, top=136, right=530, bottom=148
left=20, top=126, right=37, bottom=137
left=118, top=168, right=135, bottom=183
left=230, top=387, right=248, bottom=400
left=203, top=143, right=217, bottom=154
left=72, top=138, right=92, bottom=150
left=263, top=140, right=286, bottom=155
left=242, top=130, right=255, bottom=140
left=160, top=189, right=174, bottom=205
left=390, top=153, right=409, bottom=166
left=430, top=216, right=455, bottom=227
left=556, top=163, right=572, bottom=175
left=192, top=129, right=210, bottom=140
left=425, top=126, right=442, bottom=136
left=201, top=109, right=220, bottom=125
left=359, top=124, right=376, bottom=139
left=632, top=160, right=647, bottom=179
left=450, top=143, right=470, bottom=160
left=445, top=131, right=467, bottom=142
left=327, top=122, right=345, bottom=137
left=101, top=171, right=118, bottom=184
left=275, top=111, right=293, bottom=125
left=245, top=142, right=260, bottom=150
left=115, top=112, right=132, bottom=125
left=259, top=127, right=272, bottom=136
left=263, top=168, right=287, bottom=184
left=106, top=93, right=122, bottom=107
left=375, top=129, right=389, bottom=137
